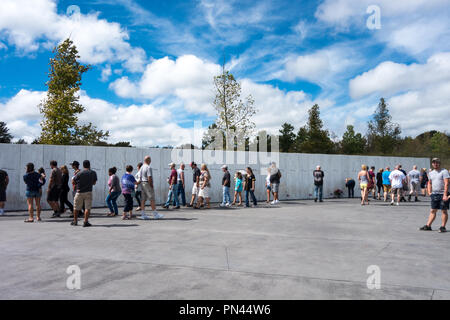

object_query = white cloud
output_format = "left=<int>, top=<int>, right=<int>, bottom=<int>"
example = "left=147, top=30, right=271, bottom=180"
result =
left=0, top=0, right=146, bottom=71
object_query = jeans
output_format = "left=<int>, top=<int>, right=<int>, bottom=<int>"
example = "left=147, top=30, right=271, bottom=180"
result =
left=174, top=182, right=186, bottom=206
left=245, top=190, right=257, bottom=207
left=347, top=187, right=354, bottom=198
left=59, top=189, right=73, bottom=213
left=222, top=186, right=231, bottom=205
left=123, top=193, right=133, bottom=212
left=106, top=191, right=121, bottom=215
left=314, top=185, right=323, bottom=201
left=165, top=184, right=179, bottom=207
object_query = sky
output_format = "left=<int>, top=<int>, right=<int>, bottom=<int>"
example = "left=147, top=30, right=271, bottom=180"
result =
left=0, top=0, right=449, bottom=146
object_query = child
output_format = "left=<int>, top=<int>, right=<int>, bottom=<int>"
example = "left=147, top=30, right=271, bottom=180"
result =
left=266, top=167, right=271, bottom=203
left=232, top=171, right=243, bottom=206
left=121, top=165, right=138, bottom=220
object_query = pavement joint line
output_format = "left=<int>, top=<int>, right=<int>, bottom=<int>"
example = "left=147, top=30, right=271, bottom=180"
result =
left=2, top=250, right=450, bottom=294
left=225, top=247, right=230, bottom=271
left=430, top=289, right=435, bottom=300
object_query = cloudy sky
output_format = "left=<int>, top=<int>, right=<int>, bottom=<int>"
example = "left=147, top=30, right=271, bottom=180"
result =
left=0, top=0, right=449, bottom=146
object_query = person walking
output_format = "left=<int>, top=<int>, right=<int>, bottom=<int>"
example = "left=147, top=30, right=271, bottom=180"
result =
left=368, top=166, right=376, bottom=200
left=175, top=163, right=186, bottom=207
left=265, top=168, right=272, bottom=203
left=244, top=167, right=257, bottom=208
left=163, top=163, right=179, bottom=209
left=420, top=158, right=449, bottom=233
left=420, top=168, right=429, bottom=197
left=270, top=162, right=282, bottom=205
left=138, top=156, right=163, bottom=220
left=72, top=160, right=97, bottom=227
left=345, top=178, right=355, bottom=198
left=313, top=165, right=324, bottom=203
left=23, top=163, right=44, bottom=223
left=376, top=168, right=383, bottom=200
left=358, top=165, right=370, bottom=206
left=106, top=167, right=121, bottom=217
left=48, top=160, right=62, bottom=218
left=220, top=165, right=232, bottom=207
left=399, top=165, right=408, bottom=202
left=121, top=165, right=138, bottom=220
left=134, top=162, right=143, bottom=211
left=407, top=165, right=421, bottom=202
left=70, top=161, right=83, bottom=218
left=59, top=165, right=73, bottom=215
left=389, top=165, right=406, bottom=206
left=232, top=171, right=243, bottom=206
left=382, top=166, right=391, bottom=202
left=0, top=169, right=8, bottom=216
left=188, top=162, right=201, bottom=207
left=195, top=164, right=211, bottom=209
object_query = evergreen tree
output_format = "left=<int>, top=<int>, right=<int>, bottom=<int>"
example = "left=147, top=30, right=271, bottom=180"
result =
left=279, top=122, right=296, bottom=153
left=0, top=122, right=13, bottom=143
left=341, top=125, right=367, bottom=155
left=297, top=104, right=334, bottom=154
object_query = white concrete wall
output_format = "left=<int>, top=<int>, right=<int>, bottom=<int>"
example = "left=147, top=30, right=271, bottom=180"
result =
left=0, top=143, right=429, bottom=211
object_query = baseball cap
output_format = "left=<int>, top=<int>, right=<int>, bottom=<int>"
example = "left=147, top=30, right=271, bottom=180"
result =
left=168, top=162, right=175, bottom=167
left=221, top=165, right=228, bottom=169
left=190, top=161, right=197, bottom=167
left=432, top=158, right=441, bottom=163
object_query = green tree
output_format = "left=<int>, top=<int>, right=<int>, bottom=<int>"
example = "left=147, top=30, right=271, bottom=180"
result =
left=279, top=122, right=296, bottom=153
left=0, top=122, right=13, bottom=143
left=38, top=38, right=109, bottom=145
left=296, top=104, right=334, bottom=154
left=367, top=98, right=401, bottom=155
left=430, top=132, right=450, bottom=157
left=341, top=125, right=367, bottom=155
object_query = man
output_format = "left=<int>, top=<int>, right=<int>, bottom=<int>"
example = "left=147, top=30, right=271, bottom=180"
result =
left=398, top=165, right=408, bottom=202
left=420, top=158, right=449, bottom=233
left=175, top=163, right=186, bottom=207
left=313, top=165, right=324, bottom=202
left=139, top=156, right=163, bottom=220
left=72, top=160, right=97, bottom=227
left=48, top=160, right=62, bottom=218
left=408, top=165, right=421, bottom=202
left=381, top=167, right=391, bottom=202
left=70, top=161, right=83, bottom=218
left=368, top=166, right=376, bottom=200
left=345, top=178, right=355, bottom=198
left=389, top=165, right=406, bottom=206
left=163, top=163, right=179, bottom=209
left=0, top=169, right=8, bottom=216
left=188, top=162, right=201, bottom=207
left=270, top=162, right=282, bottom=205
left=220, top=165, right=232, bottom=207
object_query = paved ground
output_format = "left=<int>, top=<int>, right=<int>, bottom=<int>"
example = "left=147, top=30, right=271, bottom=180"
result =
left=0, top=198, right=449, bottom=300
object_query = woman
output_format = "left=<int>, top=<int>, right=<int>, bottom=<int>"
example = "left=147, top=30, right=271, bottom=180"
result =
left=265, top=168, right=272, bottom=203
left=134, top=162, right=143, bottom=211
left=195, top=164, right=211, bottom=209
left=59, top=165, right=73, bottom=215
left=232, top=171, right=243, bottom=206
left=244, top=167, right=257, bottom=207
left=376, top=168, right=384, bottom=200
left=106, top=167, right=121, bottom=217
left=23, top=163, right=44, bottom=222
left=420, top=168, right=429, bottom=196
left=358, top=165, right=370, bottom=206
left=37, top=168, right=46, bottom=198
left=121, top=165, right=138, bottom=220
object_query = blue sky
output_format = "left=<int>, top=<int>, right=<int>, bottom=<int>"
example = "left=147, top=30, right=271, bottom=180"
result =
left=0, top=0, right=449, bottom=146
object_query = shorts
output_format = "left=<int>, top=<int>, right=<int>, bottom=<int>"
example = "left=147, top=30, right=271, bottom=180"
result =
left=409, top=181, right=420, bottom=192
left=74, top=192, right=93, bottom=211
left=141, top=182, right=155, bottom=202
left=271, top=183, right=279, bottom=193
left=360, top=183, right=368, bottom=190
left=0, top=189, right=5, bottom=202
left=26, top=190, right=40, bottom=199
left=391, top=188, right=402, bottom=196
left=192, top=184, right=199, bottom=196
left=383, top=185, right=391, bottom=193
left=47, top=186, right=61, bottom=202
left=430, top=194, right=450, bottom=211
left=199, top=186, right=210, bottom=199
left=266, top=185, right=272, bottom=191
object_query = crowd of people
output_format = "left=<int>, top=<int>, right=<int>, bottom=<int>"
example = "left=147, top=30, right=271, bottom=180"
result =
left=0, top=156, right=448, bottom=232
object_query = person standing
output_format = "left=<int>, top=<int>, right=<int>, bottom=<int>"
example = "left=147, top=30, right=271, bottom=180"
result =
left=265, top=168, right=272, bottom=203
left=420, top=158, right=449, bottom=233
left=407, top=165, right=421, bottom=202
left=368, top=166, right=376, bottom=200
left=23, top=163, right=44, bottom=223
left=59, top=165, right=73, bottom=215
left=244, top=167, right=257, bottom=208
left=420, top=168, right=429, bottom=197
left=72, top=160, right=97, bottom=227
left=0, top=169, right=8, bottom=216
left=389, top=165, right=406, bottom=206
left=188, top=162, right=201, bottom=207
left=70, top=161, right=83, bottom=218
left=376, top=168, right=384, bottom=200
left=175, top=163, right=186, bottom=207
left=106, top=167, right=121, bottom=217
left=48, top=160, right=62, bottom=218
left=345, top=178, right=355, bottom=198
left=220, top=165, right=232, bottom=207
left=233, top=171, right=244, bottom=206
left=196, top=164, right=211, bottom=209
left=399, top=165, right=408, bottom=202
left=270, top=162, right=282, bottom=205
left=313, top=165, right=324, bottom=203
left=138, top=156, right=163, bottom=220
left=163, top=163, right=179, bottom=209
left=358, top=165, right=370, bottom=205
left=134, top=162, right=143, bottom=211
left=382, top=167, right=391, bottom=202
left=121, top=165, right=138, bottom=220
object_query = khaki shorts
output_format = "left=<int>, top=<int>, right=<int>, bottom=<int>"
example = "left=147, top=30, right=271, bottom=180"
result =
left=410, top=181, right=420, bottom=192
left=271, top=183, right=280, bottom=193
left=199, top=186, right=210, bottom=199
left=141, top=182, right=155, bottom=202
left=383, top=185, right=391, bottom=193
left=391, top=188, right=402, bottom=196
left=74, top=192, right=93, bottom=211
left=192, top=184, right=199, bottom=196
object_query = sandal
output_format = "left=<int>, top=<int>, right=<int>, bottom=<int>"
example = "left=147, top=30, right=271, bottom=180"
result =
left=36, top=218, right=42, bottom=222
left=107, top=213, right=115, bottom=217
left=24, top=219, right=34, bottom=223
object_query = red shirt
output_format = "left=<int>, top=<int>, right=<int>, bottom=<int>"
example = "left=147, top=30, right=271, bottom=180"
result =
left=169, top=169, right=177, bottom=185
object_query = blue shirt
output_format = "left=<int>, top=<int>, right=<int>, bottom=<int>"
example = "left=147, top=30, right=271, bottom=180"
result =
left=382, top=171, right=391, bottom=185
left=23, top=172, right=43, bottom=192
left=121, top=173, right=136, bottom=194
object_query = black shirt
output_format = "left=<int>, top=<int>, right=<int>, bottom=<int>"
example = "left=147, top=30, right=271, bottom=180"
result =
left=192, top=167, right=201, bottom=183
left=313, top=170, right=324, bottom=186
left=346, top=179, right=355, bottom=188
left=245, top=174, right=256, bottom=191
left=222, top=171, right=231, bottom=187
left=0, top=170, right=7, bottom=191
left=61, top=173, right=70, bottom=192
left=73, top=169, right=98, bottom=193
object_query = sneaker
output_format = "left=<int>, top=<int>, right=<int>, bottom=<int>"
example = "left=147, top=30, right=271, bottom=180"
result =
left=186, top=204, right=193, bottom=207
left=439, top=226, right=447, bottom=233
left=319, top=200, right=323, bottom=202
left=51, top=212, right=60, bottom=218
left=271, top=201, right=276, bottom=205
left=419, top=225, right=432, bottom=231
left=226, top=203, right=232, bottom=207
left=153, top=212, right=164, bottom=220
left=83, top=221, right=92, bottom=228
left=140, top=214, right=151, bottom=220
left=70, top=221, right=78, bottom=226
left=314, top=198, right=317, bottom=202
left=390, top=201, right=394, bottom=206
left=174, top=206, right=180, bottom=209
left=415, top=197, right=420, bottom=202
left=162, top=205, right=169, bottom=209
left=408, top=195, right=411, bottom=202
left=396, top=202, right=399, bottom=206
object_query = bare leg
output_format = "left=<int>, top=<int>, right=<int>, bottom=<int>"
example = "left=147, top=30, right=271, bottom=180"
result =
left=27, top=198, right=34, bottom=221
left=426, top=209, right=437, bottom=227
left=442, top=211, right=448, bottom=227
left=36, top=198, right=41, bottom=220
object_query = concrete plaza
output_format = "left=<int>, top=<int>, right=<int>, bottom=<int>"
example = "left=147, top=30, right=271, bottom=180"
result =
left=0, top=198, right=448, bottom=300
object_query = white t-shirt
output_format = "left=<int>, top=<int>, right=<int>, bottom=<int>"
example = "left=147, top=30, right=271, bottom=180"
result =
left=429, top=169, right=450, bottom=194
left=407, top=169, right=420, bottom=183
left=389, top=170, right=406, bottom=189
left=139, top=164, right=153, bottom=182
left=177, top=168, right=184, bottom=182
